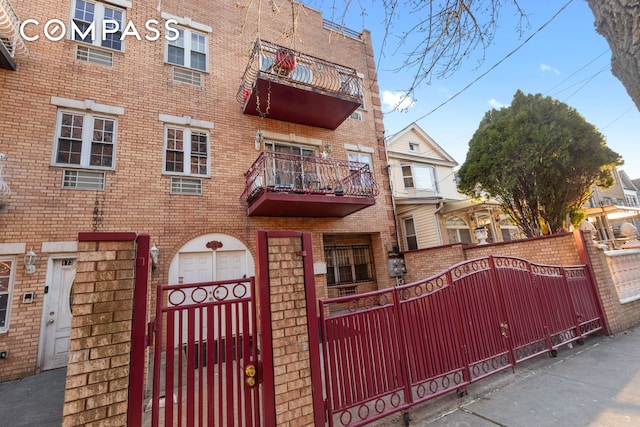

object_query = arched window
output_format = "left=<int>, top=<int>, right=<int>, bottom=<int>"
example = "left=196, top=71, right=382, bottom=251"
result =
left=446, top=216, right=472, bottom=244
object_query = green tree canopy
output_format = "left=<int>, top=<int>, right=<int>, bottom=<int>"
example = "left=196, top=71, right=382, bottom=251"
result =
left=457, top=90, right=622, bottom=237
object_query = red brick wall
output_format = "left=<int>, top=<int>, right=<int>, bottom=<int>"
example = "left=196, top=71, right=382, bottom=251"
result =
left=0, top=0, right=394, bottom=379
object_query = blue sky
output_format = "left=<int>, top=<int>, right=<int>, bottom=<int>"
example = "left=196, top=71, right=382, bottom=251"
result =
left=309, top=0, right=640, bottom=180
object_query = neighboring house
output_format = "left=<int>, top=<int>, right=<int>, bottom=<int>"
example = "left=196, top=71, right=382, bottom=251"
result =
left=386, top=123, right=521, bottom=252
left=0, top=0, right=396, bottom=381
left=584, top=168, right=640, bottom=246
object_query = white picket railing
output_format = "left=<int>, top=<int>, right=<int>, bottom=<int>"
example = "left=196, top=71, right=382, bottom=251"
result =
left=605, top=248, right=640, bottom=303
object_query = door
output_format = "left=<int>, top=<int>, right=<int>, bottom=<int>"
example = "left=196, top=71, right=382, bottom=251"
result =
left=216, top=250, right=246, bottom=280
left=179, top=252, right=213, bottom=283
left=42, top=258, right=75, bottom=371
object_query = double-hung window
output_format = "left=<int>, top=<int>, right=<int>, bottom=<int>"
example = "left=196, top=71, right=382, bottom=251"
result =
left=53, top=111, right=116, bottom=170
left=325, top=245, right=373, bottom=286
left=164, top=126, right=210, bottom=176
left=72, top=0, right=125, bottom=51
left=0, top=260, right=15, bottom=332
left=403, top=217, right=419, bottom=250
left=348, top=151, right=373, bottom=190
left=167, top=28, right=208, bottom=71
left=402, top=164, right=437, bottom=192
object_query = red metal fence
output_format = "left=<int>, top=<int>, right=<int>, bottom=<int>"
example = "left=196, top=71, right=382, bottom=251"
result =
left=319, top=256, right=604, bottom=426
left=149, top=278, right=261, bottom=426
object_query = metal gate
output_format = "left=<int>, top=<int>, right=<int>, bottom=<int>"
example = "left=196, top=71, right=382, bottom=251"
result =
left=320, top=256, right=604, bottom=426
left=149, top=278, right=262, bottom=426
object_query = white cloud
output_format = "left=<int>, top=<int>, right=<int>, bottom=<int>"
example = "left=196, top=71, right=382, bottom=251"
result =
left=381, top=90, right=415, bottom=112
left=540, top=64, right=560, bottom=75
left=489, top=98, right=507, bottom=109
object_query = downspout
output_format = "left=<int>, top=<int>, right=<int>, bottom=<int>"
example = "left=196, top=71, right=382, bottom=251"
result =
left=382, top=142, right=402, bottom=253
left=434, top=200, right=445, bottom=245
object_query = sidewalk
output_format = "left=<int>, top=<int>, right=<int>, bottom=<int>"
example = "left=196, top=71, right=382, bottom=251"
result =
left=1, top=329, right=639, bottom=426
left=0, top=367, right=66, bottom=427
left=376, top=329, right=640, bottom=426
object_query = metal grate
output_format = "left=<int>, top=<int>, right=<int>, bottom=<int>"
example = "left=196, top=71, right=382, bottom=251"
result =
left=172, top=67, right=202, bottom=86
left=62, top=170, right=105, bottom=190
left=75, top=45, right=113, bottom=67
left=170, top=177, right=202, bottom=195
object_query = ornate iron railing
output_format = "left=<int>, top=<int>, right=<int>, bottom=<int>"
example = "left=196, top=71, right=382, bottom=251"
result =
left=236, top=38, right=362, bottom=104
left=0, top=0, right=28, bottom=59
left=240, top=150, right=378, bottom=205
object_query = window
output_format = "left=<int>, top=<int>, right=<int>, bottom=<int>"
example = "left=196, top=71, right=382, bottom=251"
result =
left=348, top=151, right=373, bottom=190
left=325, top=245, right=373, bottom=286
left=167, top=28, right=208, bottom=71
left=164, top=126, right=210, bottom=176
left=446, top=216, right=472, bottom=244
left=72, top=0, right=125, bottom=51
left=408, top=143, right=418, bottom=152
left=403, top=217, right=418, bottom=250
left=0, top=260, right=14, bottom=332
left=264, top=141, right=316, bottom=190
left=53, top=111, right=116, bottom=170
left=402, top=164, right=437, bottom=191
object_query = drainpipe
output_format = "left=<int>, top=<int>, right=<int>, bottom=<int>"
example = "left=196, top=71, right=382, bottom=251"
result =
left=382, top=141, right=401, bottom=254
left=434, top=200, right=445, bottom=245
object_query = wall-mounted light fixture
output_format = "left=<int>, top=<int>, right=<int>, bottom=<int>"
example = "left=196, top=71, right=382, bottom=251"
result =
left=24, top=248, right=36, bottom=274
left=150, top=244, right=159, bottom=270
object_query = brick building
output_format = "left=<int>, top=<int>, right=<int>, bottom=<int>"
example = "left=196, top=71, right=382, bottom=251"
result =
left=0, top=0, right=396, bottom=381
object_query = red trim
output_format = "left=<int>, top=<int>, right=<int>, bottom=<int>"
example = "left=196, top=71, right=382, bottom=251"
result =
left=256, top=230, right=276, bottom=426
left=78, top=232, right=137, bottom=242
left=127, top=233, right=150, bottom=426
left=301, top=232, right=326, bottom=426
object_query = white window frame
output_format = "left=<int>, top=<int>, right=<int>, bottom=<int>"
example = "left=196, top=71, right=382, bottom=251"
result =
left=408, top=143, right=419, bottom=152
left=166, top=27, right=208, bottom=71
left=0, top=258, right=16, bottom=333
left=402, top=216, right=419, bottom=251
left=402, top=164, right=437, bottom=191
left=70, top=0, right=127, bottom=52
left=446, top=216, right=472, bottom=244
left=52, top=109, right=118, bottom=171
left=163, top=126, right=211, bottom=177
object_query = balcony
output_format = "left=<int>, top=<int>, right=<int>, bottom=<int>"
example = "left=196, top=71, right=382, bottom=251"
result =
left=237, top=39, right=363, bottom=129
left=0, top=0, right=28, bottom=70
left=241, top=151, right=378, bottom=217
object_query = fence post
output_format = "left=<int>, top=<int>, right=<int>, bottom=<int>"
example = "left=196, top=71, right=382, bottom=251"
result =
left=255, top=230, right=322, bottom=426
left=62, top=232, right=145, bottom=427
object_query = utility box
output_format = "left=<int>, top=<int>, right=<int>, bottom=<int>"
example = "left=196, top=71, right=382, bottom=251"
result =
left=388, top=257, right=406, bottom=277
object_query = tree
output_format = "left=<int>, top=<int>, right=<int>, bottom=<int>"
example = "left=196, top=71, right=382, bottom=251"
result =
left=457, top=90, right=622, bottom=237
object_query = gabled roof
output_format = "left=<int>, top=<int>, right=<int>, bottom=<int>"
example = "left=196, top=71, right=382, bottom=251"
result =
left=618, top=169, right=639, bottom=191
left=385, top=122, right=458, bottom=166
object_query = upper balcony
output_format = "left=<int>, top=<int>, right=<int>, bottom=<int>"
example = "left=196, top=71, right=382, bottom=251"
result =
left=0, top=0, right=28, bottom=70
left=241, top=150, right=378, bottom=217
left=237, top=39, right=363, bottom=130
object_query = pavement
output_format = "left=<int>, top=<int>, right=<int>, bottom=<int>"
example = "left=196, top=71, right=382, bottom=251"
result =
left=1, top=329, right=639, bottom=427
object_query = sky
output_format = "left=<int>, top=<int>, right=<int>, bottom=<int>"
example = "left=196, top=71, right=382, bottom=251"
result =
left=307, top=0, right=640, bottom=180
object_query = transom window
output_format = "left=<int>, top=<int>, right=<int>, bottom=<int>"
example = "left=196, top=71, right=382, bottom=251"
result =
left=325, top=245, right=373, bottom=286
left=167, top=28, right=208, bottom=71
left=402, top=164, right=437, bottom=191
left=0, top=260, right=14, bottom=332
left=72, top=0, right=125, bottom=51
left=53, top=111, right=116, bottom=169
left=163, top=126, right=210, bottom=176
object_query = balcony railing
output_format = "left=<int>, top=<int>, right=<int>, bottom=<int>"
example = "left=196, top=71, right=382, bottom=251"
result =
left=241, top=151, right=378, bottom=216
left=0, top=0, right=28, bottom=70
left=237, top=39, right=363, bottom=129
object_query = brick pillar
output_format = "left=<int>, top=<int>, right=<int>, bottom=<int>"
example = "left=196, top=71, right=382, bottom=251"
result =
left=62, top=232, right=140, bottom=427
left=256, top=230, right=323, bottom=427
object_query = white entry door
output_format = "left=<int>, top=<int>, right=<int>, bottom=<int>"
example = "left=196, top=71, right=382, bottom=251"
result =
left=42, top=258, right=75, bottom=371
left=179, top=252, right=214, bottom=283
left=216, top=251, right=246, bottom=280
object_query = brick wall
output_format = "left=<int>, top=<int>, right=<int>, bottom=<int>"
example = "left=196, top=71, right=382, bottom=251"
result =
left=0, top=0, right=395, bottom=379
left=62, top=233, right=137, bottom=427
left=262, top=234, right=316, bottom=426
left=403, top=233, right=581, bottom=284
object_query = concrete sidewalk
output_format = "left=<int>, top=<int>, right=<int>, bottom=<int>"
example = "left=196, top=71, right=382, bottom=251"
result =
left=1, top=329, right=639, bottom=426
left=0, top=367, right=66, bottom=427
left=376, top=329, right=640, bottom=427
